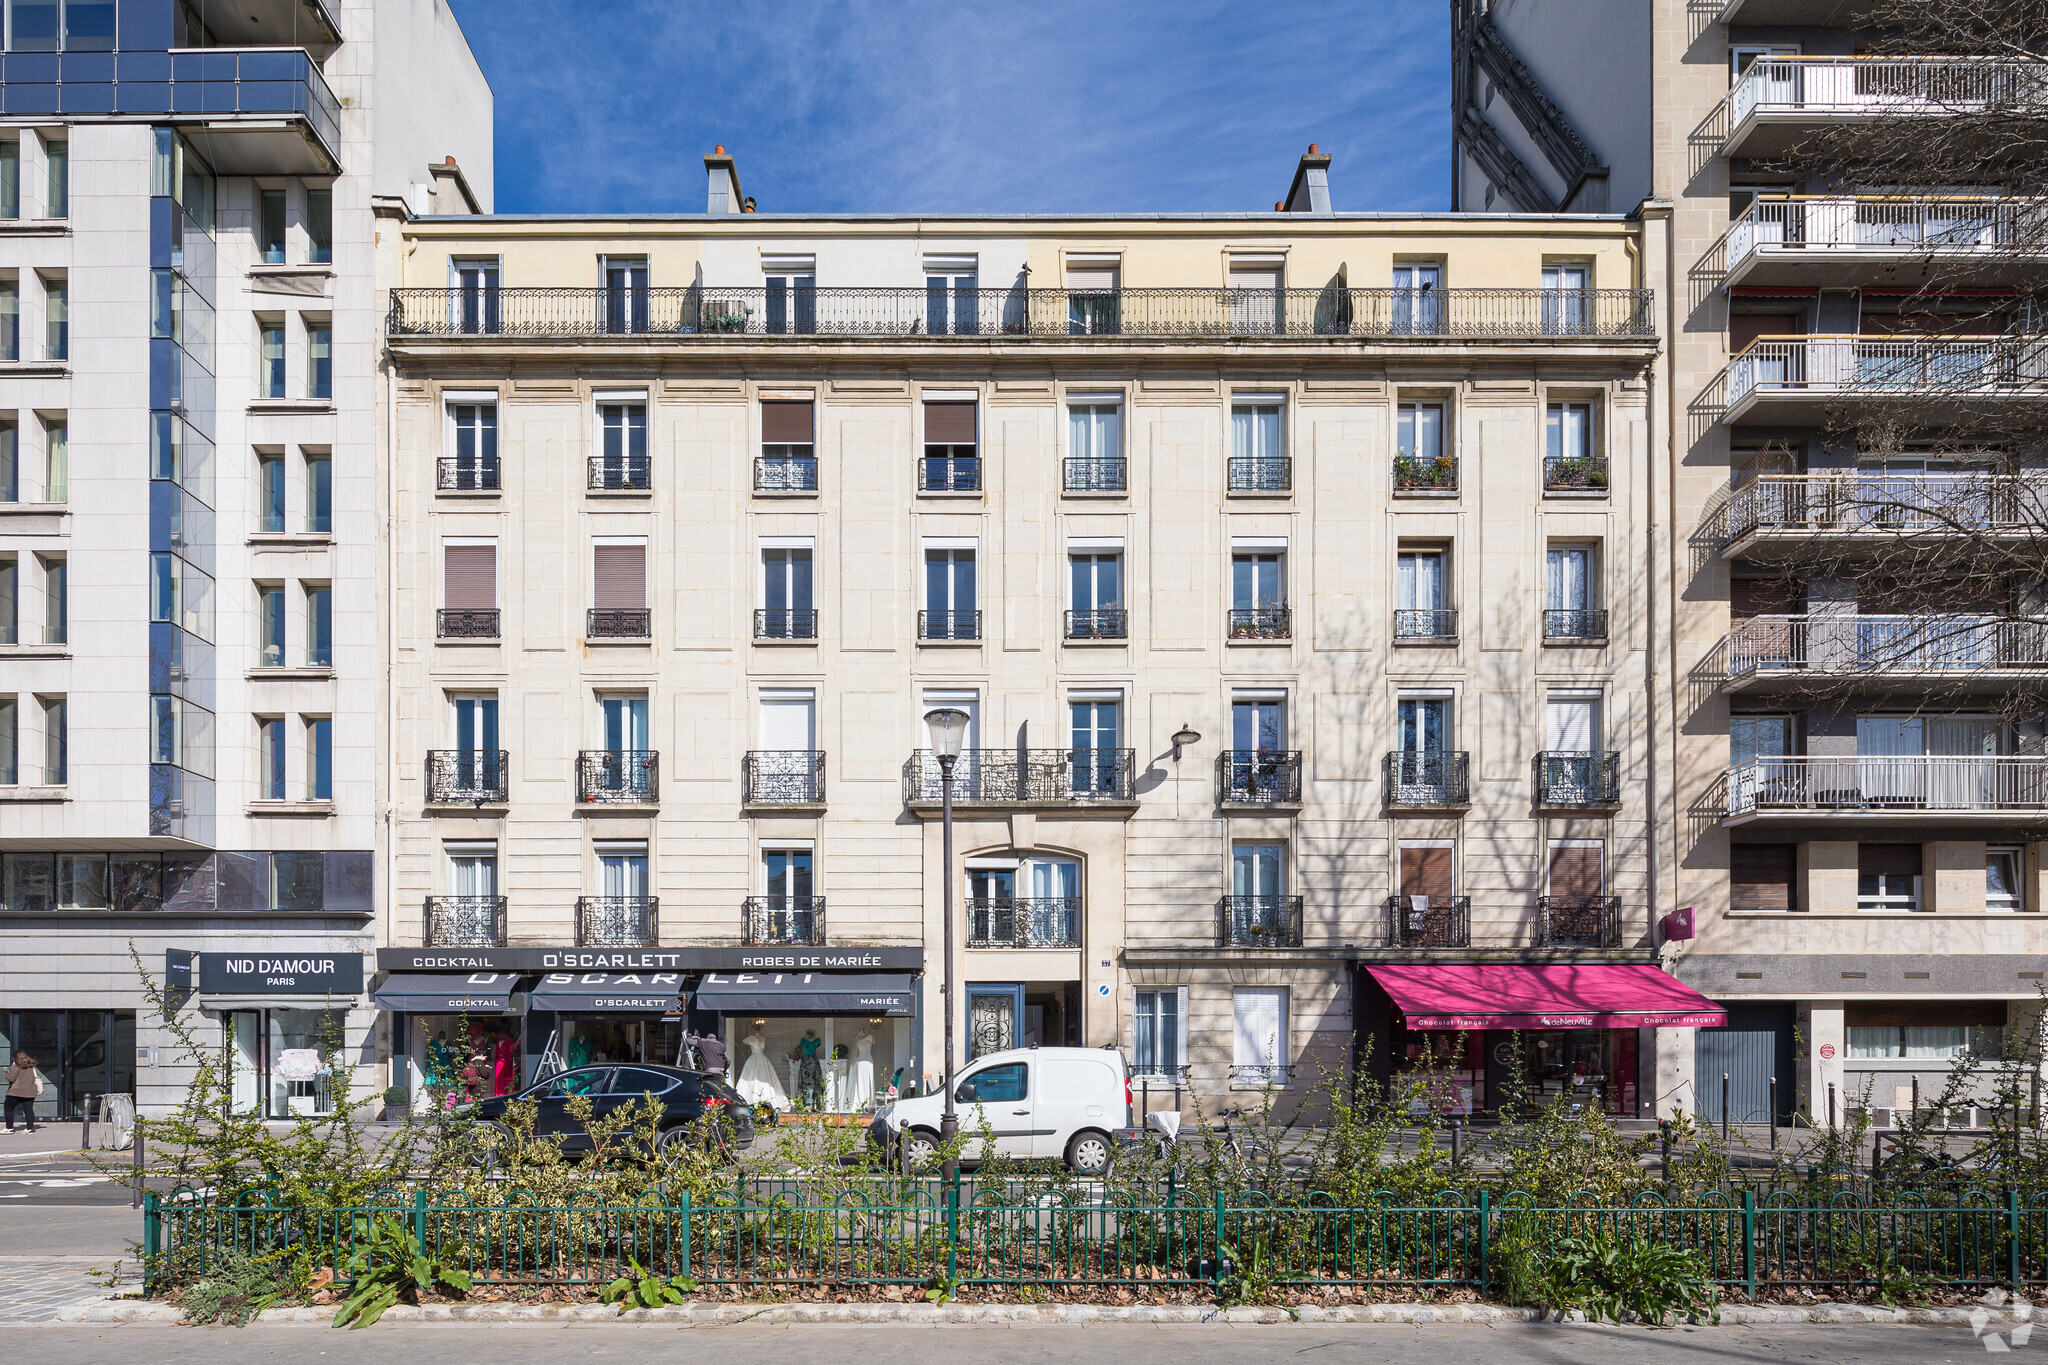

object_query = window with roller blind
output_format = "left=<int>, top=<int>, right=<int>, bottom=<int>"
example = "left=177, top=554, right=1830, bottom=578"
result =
left=920, top=400, right=979, bottom=492
left=1066, top=259, right=1120, bottom=335
left=758, top=399, right=817, bottom=493
left=1732, top=844, right=1796, bottom=913
left=439, top=542, right=497, bottom=639
left=1858, top=843, right=1923, bottom=912
left=1547, top=843, right=1604, bottom=898
left=588, top=539, right=649, bottom=639
left=1227, top=260, right=1284, bottom=334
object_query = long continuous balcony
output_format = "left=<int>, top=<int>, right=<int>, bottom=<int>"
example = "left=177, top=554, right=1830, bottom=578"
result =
left=576, top=896, right=658, bottom=948
left=1384, top=751, right=1471, bottom=808
left=1384, top=896, right=1471, bottom=949
left=425, top=750, right=507, bottom=805
left=743, top=751, right=826, bottom=807
left=1726, top=755, right=2048, bottom=821
left=967, top=898, right=1081, bottom=948
left=1713, top=335, right=2048, bottom=424
left=1708, top=196, right=2048, bottom=290
left=576, top=750, right=658, bottom=805
left=424, top=896, right=506, bottom=948
left=1727, top=615, right=2048, bottom=690
left=744, top=896, right=824, bottom=947
left=388, top=286, right=1657, bottom=342
left=1723, top=472, right=2041, bottom=552
left=1535, top=752, right=1622, bottom=807
left=903, top=749, right=1137, bottom=808
left=1537, top=896, right=1622, bottom=948
left=1218, top=895, right=1304, bottom=949
left=1218, top=751, right=1303, bottom=806
left=1715, top=57, right=2039, bottom=160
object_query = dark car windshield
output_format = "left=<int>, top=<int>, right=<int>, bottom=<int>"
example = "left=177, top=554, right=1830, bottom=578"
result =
left=532, top=1067, right=610, bottom=1099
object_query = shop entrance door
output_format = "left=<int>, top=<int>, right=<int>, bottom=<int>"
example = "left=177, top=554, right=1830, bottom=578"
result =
left=2, top=1011, right=138, bottom=1122
left=966, top=984, right=1023, bottom=1061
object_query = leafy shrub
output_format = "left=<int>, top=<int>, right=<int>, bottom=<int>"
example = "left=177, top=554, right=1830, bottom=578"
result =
left=1534, top=1234, right=1720, bottom=1325
left=178, top=1248, right=295, bottom=1326
left=332, top=1214, right=472, bottom=1328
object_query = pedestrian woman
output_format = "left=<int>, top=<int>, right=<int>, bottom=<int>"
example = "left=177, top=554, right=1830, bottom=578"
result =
left=5, top=1049, right=42, bottom=1132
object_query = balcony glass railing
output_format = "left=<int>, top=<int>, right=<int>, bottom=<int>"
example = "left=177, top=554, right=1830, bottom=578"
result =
left=1, top=49, right=343, bottom=162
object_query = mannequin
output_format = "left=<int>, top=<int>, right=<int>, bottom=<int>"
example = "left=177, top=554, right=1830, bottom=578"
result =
left=426, top=1031, right=454, bottom=1087
left=492, top=1033, right=520, bottom=1096
left=798, top=1029, right=825, bottom=1111
left=848, top=1030, right=876, bottom=1110
left=735, top=1026, right=789, bottom=1108
left=566, top=1030, right=593, bottom=1070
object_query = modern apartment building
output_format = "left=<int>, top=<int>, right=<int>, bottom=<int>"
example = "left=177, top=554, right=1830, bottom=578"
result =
left=370, top=148, right=1723, bottom=1123
left=0, top=0, right=489, bottom=1117
left=1454, top=0, right=2048, bottom=1125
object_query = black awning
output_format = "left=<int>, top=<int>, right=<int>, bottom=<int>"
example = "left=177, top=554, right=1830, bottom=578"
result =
left=692, top=971, right=916, bottom=1017
left=528, top=971, right=683, bottom=1015
left=372, top=972, right=524, bottom=1015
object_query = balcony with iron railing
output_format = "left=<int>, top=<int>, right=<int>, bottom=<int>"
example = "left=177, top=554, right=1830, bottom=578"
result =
left=436, top=608, right=498, bottom=639
left=1393, top=608, right=1457, bottom=643
left=576, top=896, right=658, bottom=948
left=1544, top=608, right=1609, bottom=642
left=743, top=751, right=826, bottom=807
left=1064, top=608, right=1127, bottom=642
left=967, top=898, right=1081, bottom=948
left=586, top=608, right=651, bottom=639
left=1218, top=895, right=1304, bottom=948
left=1726, top=754, right=2048, bottom=821
left=1228, top=606, right=1291, bottom=641
left=425, top=750, right=507, bottom=805
left=918, top=454, right=980, bottom=493
left=1543, top=453, right=1608, bottom=493
left=1722, top=472, right=2040, bottom=552
left=1727, top=614, right=2048, bottom=690
left=576, top=750, right=658, bottom=805
left=754, top=452, right=818, bottom=492
left=1537, top=896, right=1622, bottom=948
left=755, top=608, right=819, bottom=641
left=1393, top=452, right=1459, bottom=494
left=903, top=748, right=1137, bottom=808
left=1535, top=752, right=1622, bottom=807
left=1218, top=751, right=1303, bottom=807
left=588, top=454, right=652, bottom=492
left=1228, top=456, right=1291, bottom=493
left=1713, top=57, right=2041, bottom=160
left=744, top=896, right=825, bottom=946
left=1384, top=751, right=1471, bottom=808
left=388, top=286, right=1658, bottom=343
left=1711, top=335, right=2048, bottom=424
left=437, top=456, right=500, bottom=492
left=1706, top=196, right=2048, bottom=291
left=424, top=895, right=506, bottom=948
left=918, top=609, right=981, bottom=642
left=1064, top=456, right=1127, bottom=493
left=1384, top=896, right=1471, bottom=949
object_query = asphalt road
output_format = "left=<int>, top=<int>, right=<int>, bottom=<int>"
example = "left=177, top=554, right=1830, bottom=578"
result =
left=0, top=1175, right=140, bottom=1256
left=0, top=1322, right=2013, bottom=1363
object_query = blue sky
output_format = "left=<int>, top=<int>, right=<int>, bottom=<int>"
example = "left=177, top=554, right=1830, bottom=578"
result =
left=445, top=1, right=1451, bottom=216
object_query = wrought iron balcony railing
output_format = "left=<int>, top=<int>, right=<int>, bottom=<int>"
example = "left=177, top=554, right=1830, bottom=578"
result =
left=744, top=896, right=825, bottom=946
left=1219, top=750, right=1303, bottom=805
left=755, top=453, right=819, bottom=492
left=587, top=608, right=651, bottom=639
left=1393, top=453, right=1459, bottom=492
left=424, top=895, right=506, bottom=947
left=587, top=454, right=652, bottom=491
left=437, top=455, right=500, bottom=491
left=1543, top=453, right=1609, bottom=492
left=1228, top=606, right=1291, bottom=640
left=1537, top=895, right=1621, bottom=948
left=1228, top=456, right=1291, bottom=492
left=918, top=609, right=981, bottom=642
left=426, top=750, right=508, bottom=804
left=1384, top=751, right=1471, bottom=807
left=1729, top=614, right=2048, bottom=680
left=436, top=608, right=499, bottom=639
left=967, top=898, right=1081, bottom=948
left=1065, top=608, right=1128, bottom=641
left=743, top=751, right=826, bottom=806
left=1384, top=895, right=1471, bottom=949
left=903, top=748, right=1137, bottom=805
left=1723, top=472, right=2037, bottom=544
left=1728, top=754, right=2048, bottom=816
left=918, top=455, right=980, bottom=492
left=756, top=608, right=820, bottom=641
left=1229, top=1064, right=1293, bottom=1087
left=1545, top=608, right=1609, bottom=641
left=389, top=286, right=1658, bottom=341
left=1394, top=608, right=1457, bottom=642
left=1715, top=335, right=2048, bottom=410
left=1064, top=456, right=1127, bottom=493
left=1536, top=751, right=1622, bottom=806
left=576, top=895, right=658, bottom=948
left=1218, top=895, right=1304, bottom=948
left=577, top=750, right=658, bottom=804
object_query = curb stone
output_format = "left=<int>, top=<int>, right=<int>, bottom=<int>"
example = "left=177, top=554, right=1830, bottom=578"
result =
left=49, top=1298, right=2037, bottom=1327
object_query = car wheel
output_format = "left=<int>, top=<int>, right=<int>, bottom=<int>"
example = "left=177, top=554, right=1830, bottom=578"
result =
left=474, top=1120, right=514, bottom=1170
left=1065, top=1129, right=1112, bottom=1176
left=902, top=1127, right=942, bottom=1167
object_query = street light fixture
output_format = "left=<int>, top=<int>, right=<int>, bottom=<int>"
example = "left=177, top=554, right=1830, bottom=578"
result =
left=923, top=707, right=970, bottom=1183
left=1170, top=725, right=1201, bottom=759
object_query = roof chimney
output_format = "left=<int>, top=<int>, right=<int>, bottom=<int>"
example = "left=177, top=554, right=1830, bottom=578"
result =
left=1283, top=144, right=1333, bottom=214
left=425, top=156, right=481, bottom=214
left=706, top=146, right=745, bottom=214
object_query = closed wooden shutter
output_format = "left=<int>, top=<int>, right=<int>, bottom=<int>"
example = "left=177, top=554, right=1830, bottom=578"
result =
left=1548, top=845, right=1604, bottom=897
left=924, top=401, right=976, bottom=446
left=443, top=544, right=495, bottom=609
left=592, top=543, right=646, bottom=608
left=1398, top=846, right=1454, bottom=900
left=1859, top=843, right=1922, bottom=877
left=1731, top=843, right=1795, bottom=912
left=761, top=401, right=813, bottom=444
left=1731, top=312, right=1800, bottom=351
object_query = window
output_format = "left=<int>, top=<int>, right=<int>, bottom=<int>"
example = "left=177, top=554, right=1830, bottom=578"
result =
left=1229, top=549, right=1287, bottom=637
left=1232, top=697, right=1284, bottom=753
left=259, top=320, right=284, bottom=397
left=258, top=716, right=285, bottom=799
left=1545, top=403, right=1599, bottom=488
left=761, top=545, right=814, bottom=638
left=1394, top=403, right=1449, bottom=489
left=1848, top=1024, right=2001, bottom=1060
left=762, top=257, right=815, bottom=335
left=448, top=403, right=497, bottom=490
left=39, top=553, right=62, bottom=644
left=451, top=258, right=499, bottom=334
left=43, top=139, right=65, bottom=218
left=0, top=555, right=13, bottom=641
left=38, top=694, right=62, bottom=782
left=1545, top=695, right=1600, bottom=753
left=1395, top=549, right=1449, bottom=638
left=922, top=547, right=978, bottom=640
left=0, top=421, right=12, bottom=500
left=0, top=278, right=16, bottom=360
left=1066, top=260, right=1120, bottom=335
left=758, top=400, right=816, bottom=491
left=1070, top=696, right=1121, bottom=794
left=1134, top=988, right=1185, bottom=1078
left=1229, top=401, right=1286, bottom=490
left=960, top=1061, right=1026, bottom=1103
left=306, top=320, right=331, bottom=399
left=305, top=188, right=332, bottom=264
left=1545, top=544, right=1601, bottom=637
left=257, top=453, right=285, bottom=532
left=0, top=694, right=13, bottom=784
left=1397, top=696, right=1449, bottom=754
left=257, top=584, right=284, bottom=665
left=440, top=542, right=496, bottom=635
left=448, top=842, right=497, bottom=897
left=10, top=1, right=58, bottom=51
left=1541, top=263, right=1589, bottom=333
left=602, top=256, right=649, bottom=334
left=305, top=585, right=331, bottom=667
left=921, top=400, right=978, bottom=492
left=1232, top=842, right=1285, bottom=897
left=1858, top=843, right=1923, bottom=912
left=0, top=141, right=15, bottom=219
left=1987, top=847, right=2022, bottom=912
left=42, top=418, right=63, bottom=501
left=43, top=276, right=64, bottom=359
left=151, top=552, right=214, bottom=640
left=589, top=540, right=648, bottom=636
left=305, top=453, right=330, bottom=533
left=1067, top=549, right=1122, bottom=638
left=1065, top=401, right=1123, bottom=491
left=1392, top=263, right=1440, bottom=333
left=258, top=189, right=286, bottom=264
left=1227, top=261, right=1284, bottom=333
left=761, top=847, right=812, bottom=904
left=306, top=716, right=331, bottom=800
left=1231, top=987, right=1288, bottom=1086
left=924, top=256, right=978, bottom=336
left=150, top=694, right=212, bottom=779
left=1732, top=844, right=1795, bottom=913
left=597, top=401, right=647, bottom=490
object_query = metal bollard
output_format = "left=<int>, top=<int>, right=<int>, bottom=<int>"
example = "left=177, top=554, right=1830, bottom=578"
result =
left=1450, top=1115, right=1464, bottom=1165
left=1659, top=1118, right=1671, bottom=1178
left=79, top=1094, right=92, bottom=1151
left=1769, top=1078, right=1779, bottom=1150
left=1721, top=1073, right=1730, bottom=1142
left=132, top=1124, right=145, bottom=1209
left=1911, top=1074, right=1920, bottom=1122
left=1827, top=1082, right=1837, bottom=1131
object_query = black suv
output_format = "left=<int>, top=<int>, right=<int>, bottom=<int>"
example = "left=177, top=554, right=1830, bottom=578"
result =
left=471, top=1064, right=753, bottom=1157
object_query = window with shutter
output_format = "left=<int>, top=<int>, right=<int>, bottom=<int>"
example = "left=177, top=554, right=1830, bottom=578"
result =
left=1231, top=987, right=1287, bottom=1081
left=443, top=544, right=495, bottom=609
left=1398, top=845, right=1455, bottom=900
left=761, top=401, right=813, bottom=448
left=1547, top=844, right=1604, bottom=897
left=592, top=543, right=647, bottom=609
left=1731, top=843, right=1796, bottom=913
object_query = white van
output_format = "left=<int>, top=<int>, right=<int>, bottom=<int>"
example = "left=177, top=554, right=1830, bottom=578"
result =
left=867, top=1046, right=1129, bottom=1173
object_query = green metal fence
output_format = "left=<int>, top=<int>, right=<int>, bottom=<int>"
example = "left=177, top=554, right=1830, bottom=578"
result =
left=143, top=1184, right=2048, bottom=1300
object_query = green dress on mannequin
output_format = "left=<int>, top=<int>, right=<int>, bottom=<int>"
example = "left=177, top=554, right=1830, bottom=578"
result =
left=798, top=1031, right=825, bottom=1110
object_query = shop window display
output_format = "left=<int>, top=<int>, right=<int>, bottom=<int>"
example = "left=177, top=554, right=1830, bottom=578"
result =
left=267, top=1008, right=346, bottom=1116
left=727, top=1016, right=910, bottom=1114
left=415, top=1018, right=522, bottom=1108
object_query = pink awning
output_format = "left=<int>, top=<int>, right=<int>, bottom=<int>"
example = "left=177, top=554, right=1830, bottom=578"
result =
left=1367, top=963, right=1726, bottom=1030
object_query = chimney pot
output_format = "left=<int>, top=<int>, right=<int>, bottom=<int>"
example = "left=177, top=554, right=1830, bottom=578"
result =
left=1308, top=143, right=1318, bottom=154
left=444, top=155, right=456, bottom=165
left=715, top=145, right=726, bottom=155
left=1273, top=201, right=1284, bottom=211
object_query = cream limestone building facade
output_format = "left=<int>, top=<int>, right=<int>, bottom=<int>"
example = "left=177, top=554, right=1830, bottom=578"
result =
left=370, top=151, right=1702, bottom=1124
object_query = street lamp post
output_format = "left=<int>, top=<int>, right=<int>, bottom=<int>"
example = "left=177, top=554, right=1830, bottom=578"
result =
left=923, top=706, right=970, bottom=1184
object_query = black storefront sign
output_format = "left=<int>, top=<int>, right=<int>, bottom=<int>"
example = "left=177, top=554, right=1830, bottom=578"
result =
left=198, top=952, right=364, bottom=996
left=528, top=972, right=683, bottom=1014
left=692, top=971, right=917, bottom=1017
left=376, top=946, right=921, bottom=973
